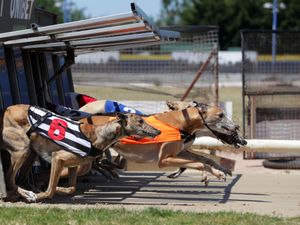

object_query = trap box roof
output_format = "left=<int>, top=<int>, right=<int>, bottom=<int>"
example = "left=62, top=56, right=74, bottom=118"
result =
left=0, top=3, right=180, bottom=55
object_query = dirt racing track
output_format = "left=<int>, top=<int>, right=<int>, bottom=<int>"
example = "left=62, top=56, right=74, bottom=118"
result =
left=8, top=158, right=298, bottom=218
left=57, top=172, right=240, bottom=205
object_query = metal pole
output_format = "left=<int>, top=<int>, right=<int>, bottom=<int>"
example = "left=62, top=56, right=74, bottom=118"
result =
left=63, top=0, right=70, bottom=23
left=212, top=43, right=219, bottom=106
left=271, top=0, right=278, bottom=65
left=181, top=48, right=216, bottom=101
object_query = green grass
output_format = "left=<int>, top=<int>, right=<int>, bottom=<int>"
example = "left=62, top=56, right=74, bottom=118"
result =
left=0, top=207, right=299, bottom=225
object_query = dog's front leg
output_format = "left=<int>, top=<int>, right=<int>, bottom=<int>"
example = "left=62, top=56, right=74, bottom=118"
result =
left=55, top=152, right=92, bottom=196
left=158, top=142, right=227, bottom=183
left=56, top=166, right=77, bottom=195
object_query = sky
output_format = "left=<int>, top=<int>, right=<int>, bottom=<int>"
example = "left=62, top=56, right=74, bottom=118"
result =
left=71, top=0, right=162, bottom=20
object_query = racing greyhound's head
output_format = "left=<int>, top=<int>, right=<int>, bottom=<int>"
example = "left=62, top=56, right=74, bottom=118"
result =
left=194, top=102, right=247, bottom=148
left=116, top=113, right=161, bottom=139
left=167, top=100, right=246, bottom=148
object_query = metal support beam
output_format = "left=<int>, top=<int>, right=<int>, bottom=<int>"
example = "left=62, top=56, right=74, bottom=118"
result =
left=22, top=32, right=159, bottom=51
left=0, top=12, right=138, bottom=41
left=4, top=22, right=150, bottom=47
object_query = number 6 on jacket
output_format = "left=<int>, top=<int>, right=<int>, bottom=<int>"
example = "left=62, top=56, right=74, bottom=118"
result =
left=48, top=119, right=68, bottom=141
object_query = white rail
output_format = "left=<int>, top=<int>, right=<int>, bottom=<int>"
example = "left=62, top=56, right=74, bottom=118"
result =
left=193, top=137, right=300, bottom=154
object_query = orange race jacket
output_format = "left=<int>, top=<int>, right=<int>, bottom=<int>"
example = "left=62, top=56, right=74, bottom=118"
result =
left=120, top=116, right=181, bottom=144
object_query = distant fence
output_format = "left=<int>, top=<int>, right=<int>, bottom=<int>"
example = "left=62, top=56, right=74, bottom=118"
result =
left=72, top=26, right=219, bottom=113
left=241, top=30, right=300, bottom=159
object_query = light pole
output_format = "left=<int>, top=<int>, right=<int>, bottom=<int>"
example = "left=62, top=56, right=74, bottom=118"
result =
left=271, top=0, right=278, bottom=63
left=263, top=1, right=286, bottom=66
left=63, top=0, right=71, bottom=23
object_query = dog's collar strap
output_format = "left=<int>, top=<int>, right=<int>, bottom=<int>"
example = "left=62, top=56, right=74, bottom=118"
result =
left=193, top=103, right=221, bottom=138
left=180, top=130, right=196, bottom=144
left=87, top=116, right=94, bottom=125
left=197, top=108, right=226, bottom=144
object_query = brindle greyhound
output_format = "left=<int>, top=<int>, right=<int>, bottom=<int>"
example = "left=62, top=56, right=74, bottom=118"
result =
left=77, top=102, right=246, bottom=181
left=0, top=104, right=160, bottom=202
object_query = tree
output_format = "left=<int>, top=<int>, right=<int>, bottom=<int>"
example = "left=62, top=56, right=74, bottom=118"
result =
left=35, top=0, right=87, bottom=23
left=159, top=0, right=300, bottom=49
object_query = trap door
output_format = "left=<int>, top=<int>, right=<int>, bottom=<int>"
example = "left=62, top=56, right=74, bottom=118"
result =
left=0, top=46, right=13, bottom=108
left=45, top=53, right=64, bottom=105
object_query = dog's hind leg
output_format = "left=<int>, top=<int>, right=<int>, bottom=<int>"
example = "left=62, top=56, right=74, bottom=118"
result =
left=3, top=129, right=31, bottom=190
left=5, top=148, right=31, bottom=192
left=35, top=150, right=90, bottom=201
left=2, top=124, right=37, bottom=200
left=167, top=168, right=186, bottom=179
left=33, top=151, right=66, bottom=201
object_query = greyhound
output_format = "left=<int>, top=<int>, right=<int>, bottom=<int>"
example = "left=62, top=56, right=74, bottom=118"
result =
left=165, top=100, right=235, bottom=181
left=77, top=102, right=246, bottom=181
left=77, top=100, right=243, bottom=182
left=1, top=104, right=160, bottom=202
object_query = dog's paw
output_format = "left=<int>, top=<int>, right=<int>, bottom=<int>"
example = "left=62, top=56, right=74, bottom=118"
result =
left=167, top=168, right=186, bottom=179
left=17, top=187, right=37, bottom=202
left=201, top=176, right=210, bottom=187
left=24, top=191, right=37, bottom=202
left=221, top=167, right=232, bottom=177
left=216, top=171, right=226, bottom=182
left=167, top=172, right=180, bottom=179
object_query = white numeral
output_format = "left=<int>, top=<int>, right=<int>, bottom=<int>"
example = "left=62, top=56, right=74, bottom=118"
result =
left=123, top=107, right=136, bottom=113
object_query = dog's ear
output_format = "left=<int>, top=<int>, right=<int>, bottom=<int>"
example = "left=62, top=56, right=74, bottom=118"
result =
left=166, top=100, right=178, bottom=111
left=197, top=102, right=208, bottom=113
left=116, top=112, right=128, bottom=121
left=189, top=101, right=198, bottom=107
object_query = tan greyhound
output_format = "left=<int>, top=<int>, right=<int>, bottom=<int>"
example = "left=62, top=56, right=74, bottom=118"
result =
left=1, top=104, right=160, bottom=202
left=77, top=102, right=246, bottom=181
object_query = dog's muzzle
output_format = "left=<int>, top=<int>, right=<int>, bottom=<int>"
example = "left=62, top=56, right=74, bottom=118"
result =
left=146, top=129, right=161, bottom=138
left=212, top=130, right=247, bottom=148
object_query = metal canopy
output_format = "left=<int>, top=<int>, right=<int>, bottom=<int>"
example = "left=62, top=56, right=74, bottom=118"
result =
left=0, top=3, right=180, bottom=54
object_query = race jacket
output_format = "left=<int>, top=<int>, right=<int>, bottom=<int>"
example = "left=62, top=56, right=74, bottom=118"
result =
left=120, top=116, right=181, bottom=144
left=105, top=100, right=144, bottom=115
left=27, top=106, right=98, bottom=157
left=46, top=102, right=92, bottom=121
